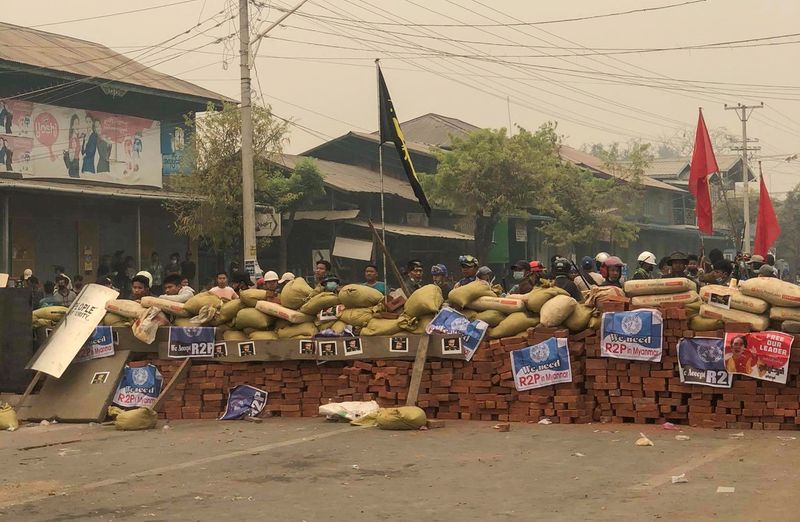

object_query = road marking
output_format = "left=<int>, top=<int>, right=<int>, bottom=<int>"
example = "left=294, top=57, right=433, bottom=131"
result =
left=0, top=425, right=363, bottom=509
left=629, top=443, right=738, bottom=491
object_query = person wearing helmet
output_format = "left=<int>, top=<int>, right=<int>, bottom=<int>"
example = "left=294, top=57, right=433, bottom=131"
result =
left=575, top=255, right=603, bottom=291
left=600, top=256, right=624, bottom=288
left=321, top=274, right=342, bottom=293
left=632, top=251, right=657, bottom=280
left=594, top=252, right=609, bottom=271
left=551, top=257, right=583, bottom=301
left=431, top=264, right=451, bottom=299
left=508, top=260, right=532, bottom=294
left=403, top=260, right=425, bottom=294
left=454, top=254, right=479, bottom=288
left=665, top=251, right=699, bottom=290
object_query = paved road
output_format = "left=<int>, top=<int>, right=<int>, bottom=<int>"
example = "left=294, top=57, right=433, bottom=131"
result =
left=0, top=419, right=797, bottom=521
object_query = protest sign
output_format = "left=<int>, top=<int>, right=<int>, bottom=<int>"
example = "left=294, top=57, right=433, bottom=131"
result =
left=426, top=306, right=488, bottom=361
left=600, top=309, right=663, bottom=362
left=220, top=384, right=268, bottom=420
left=677, top=337, right=732, bottom=388
left=723, top=331, right=793, bottom=384
left=112, top=364, right=163, bottom=408
left=74, top=326, right=115, bottom=363
left=167, top=326, right=216, bottom=358
left=510, top=337, right=572, bottom=391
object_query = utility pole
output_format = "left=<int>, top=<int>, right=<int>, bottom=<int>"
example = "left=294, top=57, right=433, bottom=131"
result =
left=725, top=102, right=763, bottom=253
left=240, top=0, right=258, bottom=278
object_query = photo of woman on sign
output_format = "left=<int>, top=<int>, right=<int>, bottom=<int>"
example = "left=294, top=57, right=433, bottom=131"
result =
left=724, top=335, right=758, bottom=376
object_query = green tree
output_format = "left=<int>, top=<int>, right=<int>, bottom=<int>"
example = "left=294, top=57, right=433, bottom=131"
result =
left=164, top=102, right=288, bottom=263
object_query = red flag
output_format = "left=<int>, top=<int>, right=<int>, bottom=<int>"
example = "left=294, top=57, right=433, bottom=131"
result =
left=753, top=174, right=780, bottom=257
left=688, top=109, right=719, bottom=235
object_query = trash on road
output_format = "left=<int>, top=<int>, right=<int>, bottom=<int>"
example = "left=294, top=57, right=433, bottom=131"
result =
left=635, top=433, right=654, bottom=446
left=661, top=422, right=680, bottom=431
left=675, top=435, right=691, bottom=441
left=572, top=452, right=586, bottom=457
left=493, top=423, right=510, bottom=432
left=537, top=418, right=552, bottom=425
left=671, top=474, right=688, bottom=484
left=716, top=486, right=735, bottom=493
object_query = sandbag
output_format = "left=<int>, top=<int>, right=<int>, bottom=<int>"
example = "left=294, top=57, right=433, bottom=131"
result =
left=249, top=330, right=279, bottom=341
left=630, top=291, right=699, bottom=308
left=461, top=309, right=478, bottom=321
left=475, top=309, right=506, bottom=327
left=235, top=307, right=273, bottom=330
left=106, top=299, right=146, bottom=319
left=189, top=304, right=217, bottom=325
left=564, top=304, right=594, bottom=332
left=781, top=320, right=800, bottom=334
left=184, top=292, right=222, bottom=316
left=0, top=402, right=19, bottom=431
left=540, top=295, right=578, bottom=327
left=624, top=277, right=696, bottom=296
left=740, top=278, right=800, bottom=307
left=132, top=308, right=170, bottom=344
left=588, top=315, right=601, bottom=330
left=699, top=303, right=769, bottom=331
left=115, top=407, right=157, bottom=431
left=239, top=289, right=267, bottom=308
left=255, top=300, right=314, bottom=324
left=338, top=284, right=384, bottom=309
left=527, top=287, right=569, bottom=313
left=32, top=306, right=69, bottom=322
left=689, top=315, right=723, bottom=331
left=584, top=285, right=625, bottom=307
left=330, top=320, right=350, bottom=334
left=280, top=277, right=314, bottom=310
left=447, top=280, right=495, bottom=309
left=488, top=312, right=540, bottom=339
left=466, top=296, right=525, bottom=314
left=338, top=307, right=374, bottom=328
left=213, top=299, right=245, bottom=326
left=172, top=317, right=194, bottom=327
left=403, top=284, right=444, bottom=318
left=100, top=312, right=130, bottom=327
left=299, top=292, right=340, bottom=316
left=140, top=296, right=190, bottom=317
left=769, top=306, right=800, bottom=322
left=360, top=317, right=403, bottom=336
left=223, top=329, right=249, bottom=341
left=699, top=285, right=768, bottom=314
left=277, top=322, right=318, bottom=339
left=376, top=406, right=427, bottom=430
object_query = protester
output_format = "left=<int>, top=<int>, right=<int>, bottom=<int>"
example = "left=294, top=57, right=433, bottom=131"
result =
left=403, top=260, right=424, bottom=293
left=601, top=256, right=624, bottom=288
left=507, top=260, right=530, bottom=294
left=39, top=281, right=58, bottom=308
left=130, top=274, right=151, bottom=301
left=21, top=268, right=32, bottom=284
left=362, top=264, right=386, bottom=294
left=321, top=274, right=341, bottom=293
left=712, top=259, right=733, bottom=286
left=73, top=275, right=85, bottom=294
left=160, top=273, right=195, bottom=303
left=277, top=272, right=294, bottom=294
left=632, top=251, right=657, bottom=280
left=236, top=274, right=253, bottom=292
left=180, top=277, right=191, bottom=288
left=551, top=257, right=583, bottom=301
left=476, top=266, right=493, bottom=283
left=165, top=252, right=181, bottom=276
left=747, top=255, right=765, bottom=278
left=757, top=264, right=778, bottom=278
left=687, top=254, right=700, bottom=278
left=665, top=251, right=699, bottom=289
left=574, top=256, right=602, bottom=292
left=262, top=271, right=281, bottom=303
left=454, top=255, right=479, bottom=288
left=52, top=274, right=77, bottom=306
left=658, top=256, right=671, bottom=278
left=431, top=264, right=452, bottom=299
left=314, top=260, right=331, bottom=288
left=97, top=276, right=115, bottom=290
left=208, top=272, right=238, bottom=300
left=181, top=251, right=196, bottom=283
left=28, top=276, right=43, bottom=309
left=149, top=252, right=164, bottom=294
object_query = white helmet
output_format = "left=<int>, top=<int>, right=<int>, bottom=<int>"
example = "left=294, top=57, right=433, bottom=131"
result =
left=594, top=252, right=609, bottom=264
left=637, top=251, right=656, bottom=265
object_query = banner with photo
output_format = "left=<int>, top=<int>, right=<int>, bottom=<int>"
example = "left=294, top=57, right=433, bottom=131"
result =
left=723, top=331, right=793, bottom=384
left=677, top=337, right=732, bottom=388
left=600, top=309, right=663, bottom=362
left=510, top=337, right=572, bottom=391
left=426, top=306, right=488, bottom=361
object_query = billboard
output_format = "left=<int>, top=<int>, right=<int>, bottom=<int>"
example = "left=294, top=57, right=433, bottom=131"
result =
left=0, top=99, right=162, bottom=187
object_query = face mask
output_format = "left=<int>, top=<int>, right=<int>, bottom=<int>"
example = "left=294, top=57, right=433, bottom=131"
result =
left=325, top=282, right=338, bottom=292
left=512, top=271, right=524, bottom=281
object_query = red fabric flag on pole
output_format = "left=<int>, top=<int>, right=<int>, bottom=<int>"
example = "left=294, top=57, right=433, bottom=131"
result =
left=753, top=173, right=780, bottom=257
left=689, top=109, right=719, bottom=235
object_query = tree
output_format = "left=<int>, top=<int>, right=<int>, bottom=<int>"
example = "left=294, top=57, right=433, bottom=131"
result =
left=422, top=125, right=559, bottom=263
left=164, top=102, right=288, bottom=263
left=775, top=185, right=799, bottom=270
left=262, top=158, right=326, bottom=273
left=655, top=126, right=734, bottom=159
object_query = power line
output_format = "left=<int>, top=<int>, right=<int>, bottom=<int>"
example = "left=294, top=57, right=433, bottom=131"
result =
left=16, top=0, right=201, bottom=30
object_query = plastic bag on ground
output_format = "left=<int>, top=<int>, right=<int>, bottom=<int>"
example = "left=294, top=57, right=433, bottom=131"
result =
left=319, top=400, right=380, bottom=421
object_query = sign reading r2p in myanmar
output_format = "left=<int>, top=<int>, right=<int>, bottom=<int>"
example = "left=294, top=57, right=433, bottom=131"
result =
left=510, top=337, right=572, bottom=391
left=600, top=309, right=663, bottom=362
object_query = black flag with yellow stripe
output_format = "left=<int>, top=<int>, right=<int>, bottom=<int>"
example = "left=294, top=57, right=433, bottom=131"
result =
left=377, top=64, right=431, bottom=216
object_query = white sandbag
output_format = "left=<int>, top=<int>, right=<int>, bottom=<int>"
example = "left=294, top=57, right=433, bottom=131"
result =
left=540, top=295, right=578, bottom=327
left=740, top=278, right=800, bottom=307
left=623, top=277, right=696, bottom=296
left=630, top=291, right=699, bottom=307
left=255, top=300, right=314, bottom=324
left=140, top=296, right=190, bottom=317
left=105, top=299, right=146, bottom=319
left=770, top=306, right=800, bottom=322
left=699, top=303, right=769, bottom=331
left=466, top=296, right=525, bottom=314
left=699, top=285, right=769, bottom=314
left=318, top=400, right=380, bottom=421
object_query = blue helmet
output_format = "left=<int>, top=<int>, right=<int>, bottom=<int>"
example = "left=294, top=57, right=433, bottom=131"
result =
left=431, top=264, right=448, bottom=276
left=581, top=256, right=594, bottom=270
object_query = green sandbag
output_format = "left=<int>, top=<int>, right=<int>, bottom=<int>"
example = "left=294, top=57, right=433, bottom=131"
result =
left=588, top=315, right=601, bottom=330
left=115, top=407, right=157, bottom=431
left=32, top=306, right=69, bottom=321
left=339, top=307, right=374, bottom=327
left=686, top=299, right=701, bottom=318
left=488, top=312, right=540, bottom=339
left=250, top=330, right=279, bottom=340
left=184, top=292, right=222, bottom=316
left=475, top=309, right=506, bottom=327
left=102, top=312, right=131, bottom=327
left=564, top=304, right=594, bottom=333
left=223, top=329, right=249, bottom=341
left=447, top=280, right=495, bottom=309
left=33, top=318, right=56, bottom=328
left=280, top=278, right=314, bottom=310
left=330, top=320, right=349, bottom=334
left=376, top=406, right=427, bottom=430
left=299, top=292, right=340, bottom=315
left=461, top=309, right=478, bottom=321
left=317, top=320, right=336, bottom=330
left=404, top=284, right=444, bottom=318
left=338, top=284, right=384, bottom=308
left=398, top=313, right=435, bottom=334
left=277, top=322, right=318, bottom=339
left=172, top=317, right=194, bottom=327
left=0, top=402, right=19, bottom=431
left=361, top=317, right=403, bottom=336
left=213, top=299, right=244, bottom=325
left=239, top=289, right=267, bottom=308
left=235, top=307, right=273, bottom=330
left=689, top=315, right=723, bottom=331
left=527, top=287, right=569, bottom=313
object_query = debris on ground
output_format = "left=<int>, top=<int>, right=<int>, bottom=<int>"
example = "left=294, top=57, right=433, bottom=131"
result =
left=661, top=422, right=680, bottom=431
left=675, top=435, right=691, bottom=441
left=730, top=432, right=745, bottom=439
left=716, top=486, right=735, bottom=493
left=493, top=423, right=510, bottom=432
left=635, top=433, right=654, bottom=446
left=537, top=418, right=552, bottom=425
left=671, top=474, right=688, bottom=484
left=572, top=452, right=586, bottom=457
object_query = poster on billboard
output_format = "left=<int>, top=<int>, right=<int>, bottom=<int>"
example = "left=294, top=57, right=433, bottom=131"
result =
left=161, top=120, right=189, bottom=174
left=1, top=102, right=165, bottom=187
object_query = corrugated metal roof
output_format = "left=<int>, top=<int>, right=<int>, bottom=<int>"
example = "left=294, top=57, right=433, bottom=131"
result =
left=0, top=177, right=191, bottom=200
left=290, top=209, right=360, bottom=221
left=642, top=155, right=746, bottom=180
left=278, top=154, right=417, bottom=201
left=370, top=113, right=480, bottom=149
left=0, top=22, right=231, bottom=103
left=346, top=220, right=474, bottom=240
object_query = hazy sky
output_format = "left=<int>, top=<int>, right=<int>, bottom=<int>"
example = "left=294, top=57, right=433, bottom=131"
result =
left=5, top=0, right=800, bottom=194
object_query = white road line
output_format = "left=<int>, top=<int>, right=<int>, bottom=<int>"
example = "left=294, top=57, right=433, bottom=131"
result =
left=629, top=444, right=739, bottom=491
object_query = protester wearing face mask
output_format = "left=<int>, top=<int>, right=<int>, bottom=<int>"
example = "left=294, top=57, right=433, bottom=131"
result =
left=711, top=259, right=733, bottom=286
left=321, top=274, right=341, bottom=293
left=507, top=260, right=529, bottom=294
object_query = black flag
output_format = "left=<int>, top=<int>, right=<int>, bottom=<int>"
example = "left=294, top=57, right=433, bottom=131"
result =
left=377, top=64, right=431, bottom=216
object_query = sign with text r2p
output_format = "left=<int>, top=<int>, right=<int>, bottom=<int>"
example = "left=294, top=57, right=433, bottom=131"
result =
left=677, top=337, right=731, bottom=388
left=167, top=326, right=217, bottom=358
left=600, top=309, right=663, bottom=362
left=510, top=337, right=572, bottom=391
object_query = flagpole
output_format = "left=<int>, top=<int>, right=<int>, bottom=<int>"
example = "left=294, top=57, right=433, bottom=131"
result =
left=376, top=59, right=388, bottom=295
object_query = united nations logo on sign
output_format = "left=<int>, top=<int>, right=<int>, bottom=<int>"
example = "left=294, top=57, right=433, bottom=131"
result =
left=184, top=327, right=202, bottom=338
left=450, top=317, right=469, bottom=332
left=698, top=344, right=723, bottom=363
left=131, top=367, right=149, bottom=385
left=621, top=315, right=643, bottom=335
left=530, top=344, right=550, bottom=364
